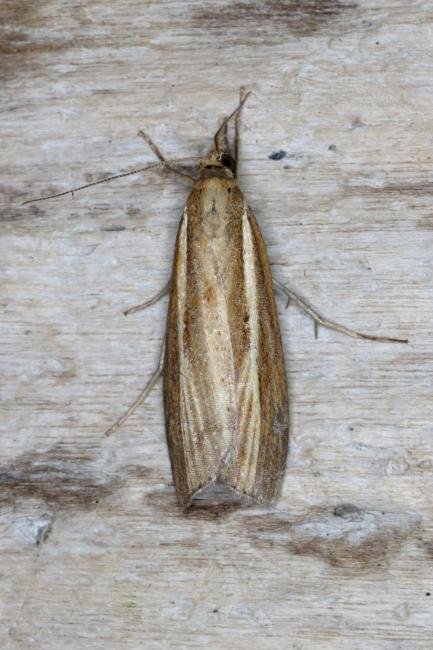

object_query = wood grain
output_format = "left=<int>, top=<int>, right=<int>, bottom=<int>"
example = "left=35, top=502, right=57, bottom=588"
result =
left=1, top=1, right=432, bottom=648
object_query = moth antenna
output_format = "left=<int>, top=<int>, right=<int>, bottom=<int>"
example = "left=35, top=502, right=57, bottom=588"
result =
left=214, top=91, right=251, bottom=152
left=22, top=162, right=166, bottom=205
left=22, top=157, right=200, bottom=205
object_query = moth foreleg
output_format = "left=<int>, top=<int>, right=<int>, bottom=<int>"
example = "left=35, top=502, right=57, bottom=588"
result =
left=273, top=278, right=408, bottom=344
left=123, top=279, right=171, bottom=316
left=137, top=130, right=196, bottom=182
left=104, top=339, right=166, bottom=436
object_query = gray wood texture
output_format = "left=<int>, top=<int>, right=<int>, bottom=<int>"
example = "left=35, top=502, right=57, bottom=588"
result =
left=1, top=1, right=432, bottom=648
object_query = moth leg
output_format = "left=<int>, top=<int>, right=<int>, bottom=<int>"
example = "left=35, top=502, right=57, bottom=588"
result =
left=104, top=339, right=166, bottom=436
left=124, top=279, right=171, bottom=316
left=234, top=86, right=248, bottom=176
left=137, top=130, right=196, bottom=182
left=273, top=278, right=408, bottom=344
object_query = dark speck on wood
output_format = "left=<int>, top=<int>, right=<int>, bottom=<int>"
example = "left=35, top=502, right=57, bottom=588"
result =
left=268, top=150, right=287, bottom=160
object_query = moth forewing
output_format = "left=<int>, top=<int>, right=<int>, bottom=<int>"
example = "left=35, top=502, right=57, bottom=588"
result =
left=163, top=173, right=289, bottom=509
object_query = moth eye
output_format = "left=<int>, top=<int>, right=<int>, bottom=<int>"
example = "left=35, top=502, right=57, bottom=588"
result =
left=219, top=154, right=236, bottom=174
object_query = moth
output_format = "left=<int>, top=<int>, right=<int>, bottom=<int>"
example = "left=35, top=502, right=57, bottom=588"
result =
left=25, top=89, right=407, bottom=510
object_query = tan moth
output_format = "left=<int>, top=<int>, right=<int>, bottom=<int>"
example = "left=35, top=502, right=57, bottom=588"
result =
left=25, top=89, right=407, bottom=510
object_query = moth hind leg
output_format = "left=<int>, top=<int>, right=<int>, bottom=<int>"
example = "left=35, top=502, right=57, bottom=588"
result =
left=234, top=86, right=248, bottom=176
left=273, top=278, right=408, bottom=344
left=104, top=340, right=165, bottom=436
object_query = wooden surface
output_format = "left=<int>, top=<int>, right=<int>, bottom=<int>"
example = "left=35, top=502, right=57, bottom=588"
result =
left=1, top=1, right=432, bottom=648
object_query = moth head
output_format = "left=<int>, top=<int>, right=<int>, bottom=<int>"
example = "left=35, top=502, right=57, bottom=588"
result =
left=199, top=149, right=237, bottom=178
